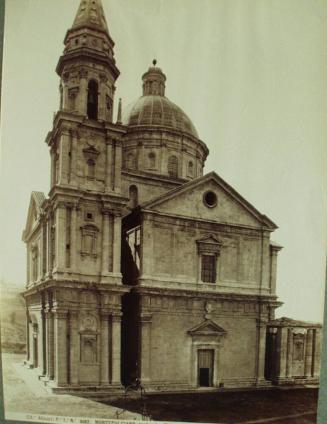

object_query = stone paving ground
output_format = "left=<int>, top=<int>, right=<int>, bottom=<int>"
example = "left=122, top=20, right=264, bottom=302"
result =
left=1, top=353, right=141, bottom=421
left=104, top=386, right=319, bottom=423
left=1, top=353, right=319, bottom=424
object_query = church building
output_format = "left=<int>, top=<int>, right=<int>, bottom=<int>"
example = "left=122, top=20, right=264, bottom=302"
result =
left=22, top=0, right=321, bottom=393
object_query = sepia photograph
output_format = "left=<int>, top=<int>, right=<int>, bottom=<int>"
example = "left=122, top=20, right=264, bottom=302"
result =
left=0, top=0, right=327, bottom=423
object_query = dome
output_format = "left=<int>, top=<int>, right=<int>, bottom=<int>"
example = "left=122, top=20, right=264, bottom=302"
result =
left=122, top=61, right=198, bottom=138
left=122, top=95, right=199, bottom=138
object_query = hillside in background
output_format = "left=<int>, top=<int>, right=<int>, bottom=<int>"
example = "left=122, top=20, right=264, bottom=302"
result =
left=0, top=282, right=26, bottom=353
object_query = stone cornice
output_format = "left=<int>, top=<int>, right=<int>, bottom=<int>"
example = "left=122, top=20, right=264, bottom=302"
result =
left=48, top=112, right=127, bottom=145
left=122, top=170, right=185, bottom=187
left=47, top=186, right=128, bottom=209
left=22, top=279, right=131, bottom=297
left=140, top=209, right=271, bottom=237
left=123, top=125, right=209, bottom=157
left=131, top=285, right=282, bottom=306
left=56, top=49, right=120, bottom=80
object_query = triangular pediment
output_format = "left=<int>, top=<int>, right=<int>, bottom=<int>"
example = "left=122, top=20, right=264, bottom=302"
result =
left=22, top=192, right=46, bottom=241
left=197, top=234, right=222, bottom=245
left=188, top=319, right=227, bottom=336
left=140, top=172, right=277, bottom=230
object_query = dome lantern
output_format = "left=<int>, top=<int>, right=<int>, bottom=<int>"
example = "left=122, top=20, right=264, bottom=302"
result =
left=142, top=60, right=166, bottom=96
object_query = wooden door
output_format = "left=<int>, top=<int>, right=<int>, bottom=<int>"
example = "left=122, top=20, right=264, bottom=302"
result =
left=198, top=349, right=214, bottom=387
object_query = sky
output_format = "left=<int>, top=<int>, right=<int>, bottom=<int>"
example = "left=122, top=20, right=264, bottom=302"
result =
left=0, top=0, right=327, bottom=322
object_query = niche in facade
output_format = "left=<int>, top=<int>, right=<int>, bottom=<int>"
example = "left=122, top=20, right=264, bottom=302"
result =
left=126, top=152, right=137, bottom=170
left=79, top=313, right=98, bottom=364
left=83, top=145, right=100, bottom=180
left=129, top=185, right=138, bottom=208
left=80, top=224, right=99, bottom=259
left=168, top=155, right=178, bottom=177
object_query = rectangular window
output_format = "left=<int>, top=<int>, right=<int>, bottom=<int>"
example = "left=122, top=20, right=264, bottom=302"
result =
left=201, top=254, right=216, bottom=283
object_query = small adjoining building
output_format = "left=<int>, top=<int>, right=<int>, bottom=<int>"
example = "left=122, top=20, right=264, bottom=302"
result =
left=265, top=317, right=322, bottom=385
left=22, top=0, right=322, bottom=393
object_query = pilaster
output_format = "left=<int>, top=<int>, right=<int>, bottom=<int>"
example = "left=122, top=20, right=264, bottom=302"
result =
left=45, top=310, right=55, bottom=380
left=114, top=138, right=122, bottom=193
left=54, top=310, right=68, bottom=386
left=70, top=205, right=78, bottom=271
left=26, top=309, right=30, bottom=362
left=58, top=128, right=71, bottom=185
left=98, top=76, right=107, bottom=121
left=101, top=210, right=110, bottom=275
left=54, top=204, right=66, bottom=272
left=139, top=312, right=152, bottom=383
left=100, top=311, right=110, bottom=385
left=68, top=310, right=79, bottom=385
left=255, top=318, right=268, bottom=384
left=113, top=215, right=122, bottom=275
left=42, top=221, right=47, bottom=278
left=111, top=312, right=122, bottom=385
left=77, top=69, right=88, bottom=116
left=105, top=138, right=113, bottom=191
left=276, top=327, right=288, bottom=380
left=313, top=328, right=322, bottom=377
left=69, top=131, right=79, bottom=186
left=286, top=328, right=293, bottom=378
left=304, top=329, right=314, bottom=377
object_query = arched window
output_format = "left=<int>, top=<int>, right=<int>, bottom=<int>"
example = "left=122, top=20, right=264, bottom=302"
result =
left=126, top=153, right=136, bottom=170
left=87, top=80, right=98, bottom=120
left=168, top=155, right=178, bottom=178
left=188, top=161, right=194, bottom=177
left=129, top=185, right=138, bottom=208
left=87, top=158, right=95, bottom=179
left=148, top=152, right=156, bottom=169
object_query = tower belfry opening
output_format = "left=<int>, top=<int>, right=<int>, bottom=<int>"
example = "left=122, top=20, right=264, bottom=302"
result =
left=87, top=80, right=98, bottom=120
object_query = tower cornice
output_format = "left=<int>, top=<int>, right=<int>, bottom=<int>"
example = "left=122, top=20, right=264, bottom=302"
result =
left=56, top=49, right=120, bottom=79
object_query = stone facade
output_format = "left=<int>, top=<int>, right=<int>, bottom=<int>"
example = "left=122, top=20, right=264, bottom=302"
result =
left=22, top=0, right=321, bottom=393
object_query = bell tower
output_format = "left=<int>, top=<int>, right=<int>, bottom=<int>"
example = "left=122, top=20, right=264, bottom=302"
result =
left=23, top=0, right=129, bottom=392
left=57, top=0, right=119, bottom=122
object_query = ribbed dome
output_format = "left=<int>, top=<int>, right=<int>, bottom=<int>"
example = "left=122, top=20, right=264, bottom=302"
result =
left=122, top=95, right=198, bottom=138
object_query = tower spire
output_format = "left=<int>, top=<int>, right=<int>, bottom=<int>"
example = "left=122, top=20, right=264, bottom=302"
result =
left=71, top=0, right=110, bottom=35
left=56, top=0, right=120, bottom=122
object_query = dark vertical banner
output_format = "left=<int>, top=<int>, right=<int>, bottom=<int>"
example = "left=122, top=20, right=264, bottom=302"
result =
left=0, top=0, right=6, bottom=418
left=0, top=0, right=4, bottom=115
left=317, top=259, right=327, bottom=424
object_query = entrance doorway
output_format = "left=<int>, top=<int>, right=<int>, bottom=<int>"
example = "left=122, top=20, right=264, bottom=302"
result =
left=198, top=349, right=214, bottom=387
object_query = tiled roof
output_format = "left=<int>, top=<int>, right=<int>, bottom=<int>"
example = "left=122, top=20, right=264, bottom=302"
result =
left=268, top=316, right=322, bottom=328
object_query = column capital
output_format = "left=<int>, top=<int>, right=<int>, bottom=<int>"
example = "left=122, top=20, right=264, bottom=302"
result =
left=140, top=312, right=152, bottom=323
left=69, top=310, right=79, bottom=319
left=53, top=309, right=68, bottom=319
left=112, top=312, right=123, bottom=322
left=105, top=134, right=113, bottom=145
left=100, top=310, right=111, bottom=320
left=256, top=318, right=268, bottom=328
left=64, top=201, right=79, bottom=210
left=44, top=308, right=53, bottom=317
left=101, top=208, right=112, bottom=216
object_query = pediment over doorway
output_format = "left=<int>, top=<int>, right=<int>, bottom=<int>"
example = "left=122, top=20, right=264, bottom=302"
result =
left=187, top=319, right=227, bottom=336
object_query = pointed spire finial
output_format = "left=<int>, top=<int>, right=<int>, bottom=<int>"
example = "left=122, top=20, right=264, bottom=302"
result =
left=152, top=59, right=157, bottom=67
left=72, top=0, right=110, bottom=34
left=117, top=98, right=122, bottom=124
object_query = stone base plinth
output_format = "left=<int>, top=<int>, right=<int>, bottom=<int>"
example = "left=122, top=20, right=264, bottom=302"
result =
left=50, top=384, right=125, bottom=397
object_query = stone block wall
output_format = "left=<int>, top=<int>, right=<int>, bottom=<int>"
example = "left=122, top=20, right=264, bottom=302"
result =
left=129, top=290, right=271, bottom=391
